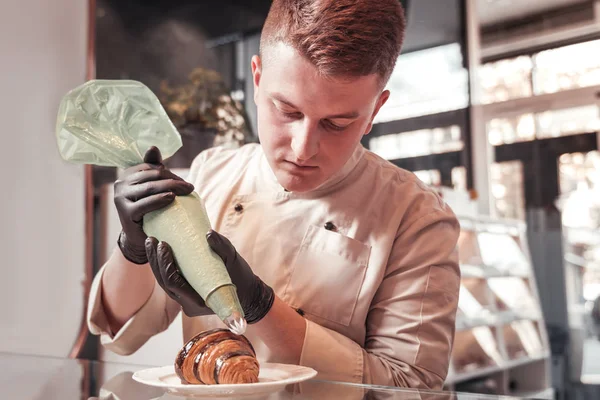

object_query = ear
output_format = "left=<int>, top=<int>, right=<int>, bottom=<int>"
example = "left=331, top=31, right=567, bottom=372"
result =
left=363, top=90, right=390, bottom=135
left=251, top=55, right=262, bottom=105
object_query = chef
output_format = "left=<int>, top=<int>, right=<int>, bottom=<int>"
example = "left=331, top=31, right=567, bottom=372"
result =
left=87, top=0, right=461, bottom=390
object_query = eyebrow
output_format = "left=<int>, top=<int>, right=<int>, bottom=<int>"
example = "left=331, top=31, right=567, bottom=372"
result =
left=271, top=93, right=360, bottom=119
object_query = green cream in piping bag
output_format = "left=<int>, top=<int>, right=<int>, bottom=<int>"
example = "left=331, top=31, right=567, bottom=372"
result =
left=55, top=79, right=246, bottom=335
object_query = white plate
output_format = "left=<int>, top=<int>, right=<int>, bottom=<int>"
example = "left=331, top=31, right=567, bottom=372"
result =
left=132, top=363, right=317, bottom=397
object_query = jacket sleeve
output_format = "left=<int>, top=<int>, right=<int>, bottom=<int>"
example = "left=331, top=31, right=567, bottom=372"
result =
left=86, top=249, right=181, bottom=356
left=299, top=206, right=461, bottom=390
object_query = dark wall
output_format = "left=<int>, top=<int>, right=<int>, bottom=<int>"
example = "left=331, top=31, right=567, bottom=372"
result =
left=94, top=0, right=471, bottom=92
left=95, top=0, right=272, bottom=92
left=94, top=0, right=274, bottom=170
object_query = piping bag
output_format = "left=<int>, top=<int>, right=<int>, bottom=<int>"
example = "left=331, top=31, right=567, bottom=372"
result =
left=55, top=79, right=246, bottom=335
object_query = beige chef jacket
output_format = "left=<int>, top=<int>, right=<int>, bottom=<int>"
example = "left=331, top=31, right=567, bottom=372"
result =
left=87, top=143, right=461, bottom=390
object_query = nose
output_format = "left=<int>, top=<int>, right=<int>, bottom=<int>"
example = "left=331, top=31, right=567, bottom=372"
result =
left=290, top=120, right=319, bottom=161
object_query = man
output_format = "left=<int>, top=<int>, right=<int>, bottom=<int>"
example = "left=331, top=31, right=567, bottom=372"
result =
left=88, top=0, right=461, bottom=389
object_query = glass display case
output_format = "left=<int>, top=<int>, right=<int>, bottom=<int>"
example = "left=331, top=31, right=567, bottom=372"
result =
left=4, top=352, right=544, bottom=400
left=445, top=216, right=552, bottom=399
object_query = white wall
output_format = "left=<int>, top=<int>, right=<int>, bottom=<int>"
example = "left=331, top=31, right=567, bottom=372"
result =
left=0, top=0, right=87, bottom=357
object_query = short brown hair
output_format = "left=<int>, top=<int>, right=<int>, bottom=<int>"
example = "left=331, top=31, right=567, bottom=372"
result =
left=260, top=0, right=406, bottom=85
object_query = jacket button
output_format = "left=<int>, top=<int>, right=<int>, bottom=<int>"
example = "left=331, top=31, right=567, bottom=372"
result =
left=324, top=221, right=335, bottom=231
left=234, top=204, right=243, bottom=213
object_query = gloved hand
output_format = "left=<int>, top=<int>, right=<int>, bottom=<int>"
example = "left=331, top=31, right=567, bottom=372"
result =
left=144, top=230, right=275, bottom=323
left=114, top=146, right=195, bottom=264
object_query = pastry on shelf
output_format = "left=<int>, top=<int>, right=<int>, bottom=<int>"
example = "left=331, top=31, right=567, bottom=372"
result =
left=175, top=328, right=259, bottom=384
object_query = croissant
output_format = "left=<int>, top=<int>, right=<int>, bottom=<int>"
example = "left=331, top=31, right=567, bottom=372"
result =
left=175, top=328, right=260, bottom=385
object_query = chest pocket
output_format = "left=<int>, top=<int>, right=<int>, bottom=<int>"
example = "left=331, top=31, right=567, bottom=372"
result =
left=283, top=224, right=371, bottom=326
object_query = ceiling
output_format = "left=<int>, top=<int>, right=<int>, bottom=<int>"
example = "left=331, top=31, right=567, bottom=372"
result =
left=477, top=0, right=589, bottom=26
left=402, top=0, right=462, bottom=53
left=101, top=0, right=592, bottom=55
left=100, top=0, right=273, bottom=39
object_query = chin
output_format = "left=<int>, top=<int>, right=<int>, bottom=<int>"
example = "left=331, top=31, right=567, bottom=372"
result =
left=277, top=172, right=324, bottom=193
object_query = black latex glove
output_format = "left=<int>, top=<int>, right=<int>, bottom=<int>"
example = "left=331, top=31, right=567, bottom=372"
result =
left=145, top=230, right=275, bottom=323
left=114, top=146, right=195, bottom=264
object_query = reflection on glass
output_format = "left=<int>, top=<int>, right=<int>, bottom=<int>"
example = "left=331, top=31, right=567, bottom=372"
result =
left=369, top=125, right=462, bottom=160
left=480, top=56, right=533, bottom=104
left=452, top=327, right=503, bottom=374
left=537, top=105, right=600, bottom=139
left=375, top=43, right=469, bottom=123
left=487, top=114, right=535, bottom=146
left=477, top=232, right=530, bottom=274
left=458, top=227, right=526, bottom=277
left=503, top=321, right=544, bottom=360
left=413, top=169, right=441, bottom=187
left=473, top=327, right=505, bottom=365
left=458, top=285, right=485, bottom=318
left=533, top=39, right=600, bottom=95
left=488, top=277, right=538, bottom=313
left=458, top=230, right=484, bottom=266
left=490, top=162, right=526, bottom=221
left=458, top=279, right=496, bottom=328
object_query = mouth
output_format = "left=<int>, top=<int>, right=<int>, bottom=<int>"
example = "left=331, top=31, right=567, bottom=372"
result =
left=284, top=160, right=318, bottom=170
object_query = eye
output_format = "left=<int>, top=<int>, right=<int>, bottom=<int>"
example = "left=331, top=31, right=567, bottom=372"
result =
left=280, top=109, right=302, bottom=119
left=324, top=120, right=348, bottom=132
left=271, top=100, right=302, bottom=120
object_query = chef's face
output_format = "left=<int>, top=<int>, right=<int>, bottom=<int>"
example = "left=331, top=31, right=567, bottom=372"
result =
left=251, top=43, right=389, bottom=193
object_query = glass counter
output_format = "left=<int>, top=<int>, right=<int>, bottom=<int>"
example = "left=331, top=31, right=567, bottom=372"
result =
left=1, top=352, right=535, bottom=400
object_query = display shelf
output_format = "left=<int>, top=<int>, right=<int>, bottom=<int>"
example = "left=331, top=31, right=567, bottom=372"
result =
left=496, top=310, right=543, bottom=324
left=488, top=276, right=539, bottom=313
left=507, top=356, right=554, bottom=399
left=511, top=388, right=555, bottom=400
left=451, top=326, right=504, bottom=376
left=444, top=216, right=551, bottom=396
left=446, top=358, right=503, bottom=385
left=446, top=352, right=550, bottom=385
left=503, top=320, right=546, bottom=360
left=456, top=310, right=543, bottom=332
left=460, top=264, right=529, bottom=279
left=453, top=371, right=505, bottom=396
